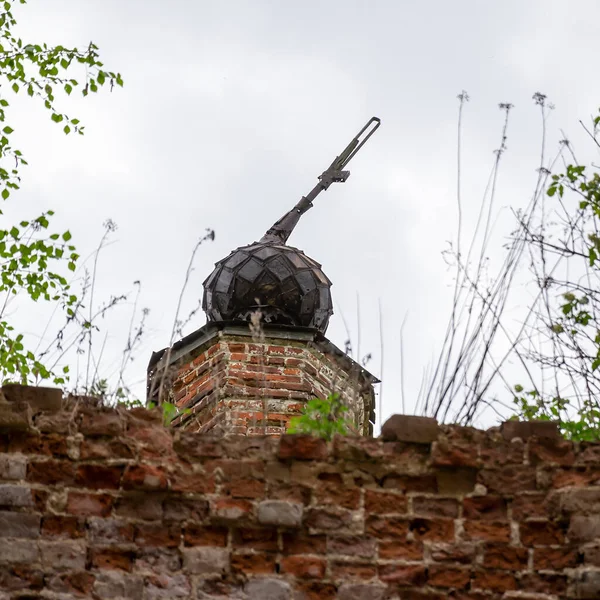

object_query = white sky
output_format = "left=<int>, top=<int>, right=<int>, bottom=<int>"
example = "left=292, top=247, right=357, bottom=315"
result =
left=6, top=0, right=600, bottom=430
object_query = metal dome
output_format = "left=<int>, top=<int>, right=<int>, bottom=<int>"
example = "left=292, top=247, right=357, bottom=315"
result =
left=201, top=117, right=380, bottom=335
left=202, top=241, right=333, bottom=332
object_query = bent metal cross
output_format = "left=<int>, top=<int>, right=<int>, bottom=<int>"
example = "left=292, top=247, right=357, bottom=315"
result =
left=202, top=117, right=381, bottom=334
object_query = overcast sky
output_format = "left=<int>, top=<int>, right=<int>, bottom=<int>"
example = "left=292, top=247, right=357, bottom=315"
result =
left=7, top=0, right=600, bottom=429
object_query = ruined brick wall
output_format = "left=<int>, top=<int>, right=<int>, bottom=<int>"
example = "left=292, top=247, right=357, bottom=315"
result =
left=150, top=326, right=375, bottom=435
left=1, top=395, right=600, bottom=599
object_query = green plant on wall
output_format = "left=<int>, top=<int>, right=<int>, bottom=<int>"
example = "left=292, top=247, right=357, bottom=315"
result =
left=288, top=393, right=352, bottom=441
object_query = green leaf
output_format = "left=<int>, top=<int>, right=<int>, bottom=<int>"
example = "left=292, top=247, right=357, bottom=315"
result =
left=62, top=231, right=71, bottom=241
left=2, top=189, right=9, bottom=200
left=2, top=126, right=12, bottom=134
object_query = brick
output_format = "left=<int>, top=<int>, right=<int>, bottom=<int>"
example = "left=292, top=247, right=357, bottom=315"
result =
left=432, top=440, right=478, bottom=467
left=144, top=573, right=191, bottom=599
left=519, top=572, right=567, bottom=595
left=382, top=473, right=437, bottom=493
left=551, top=468, right=600, bottom=488
left=365, top=515, right=409, bottom=539
left=463, top=496, right=507, bottom=520
left=327, top=535, right=376, bottom=558
left=79, top=409, right=124, bottom=435
left=463, top=521, right=511, bottom=543
left=0, top=401, right=31, bottom=431
left=483, top=545, right=528, bottom=569
left=3, top=384, right=62, bottom=412
left=0, top=539, right=39, bottom=564
left=279, top=435, right=328, bottom=460
left=0, top=483, right=33, bottom=507
left=211, top=497, right=253, bottom=521
left=511, top=493, right=548, bottom=520
left=364, top=489, right=407, bottom=514
left=282, top=531, right=327, bottom=555
left=8, top=431, right=68, bottom=456
left=115, top=492, right=164, bottom=520
left=182, top=546, right=229, bottom=575
left=40, top=540, right=86, bottom=570
left=41, top=515, right=85, bottom=539
left=436, top=467, right=476, bottom=495
left=430, top=543, right=477, bottom=564
left=75, top=464, right=123, bottom=489
left=337, top=583, right=386, bottom=600
left=381, top=414, right=440, bottom=443
left=123, top=464, right=169, bottom=490
left=232, top=527, right=278, bottom=551
left=569, top=516, right=600, bottom=543
left=258, top=499, right=303, bottom=527
left=529, top=436, right=575, bottom=465
left=0, top=453, right=26, bottom=479
left=90, top=547, right=135, bottom=571
left=472, top=569, right=517, bottom=592
left=379, top=539, right=423, bottom=560
left=184, top=524, right=228, bottom=547
left=480, top=437, right=524, bottom=466
left=413, top=496, right=459, bottom=518
left=305, top=506, right=356, bottom=533
left=81, top=436, right=136, bottom=460
left=315, top=475, right=360, bottom=509
left=66, top=491, right=113, bottom=516
left=378, top=563, right=427, bottom=585
left=500, top=420, right=559, bottom=440
left=294, top=581, right=337, bottom=600
left=520, top=519, right=565, bottom=546
left=329, top=562, right=378, bottom=581
left=34, top=412, right=72, bottom=434
left=27, top=459, right=75, bottom=485
left=93, top=571, right=144, bottom=600
left=280, top=555, right=326, bottom=578
left=534, top=546, right=579, bottom=569
left=410, top=517, right=454, bottom=542
left=551, top=488, right=600, bottom=516
left=164, top=496, right=209, bottom=521
left=571, top=569, right=600, bottom=600
left=478, top=466, right=537, bottom=493
left=244, top=578, right=291, bottom=600
left=428, top=565, right=471, bottom=589
left=88, top=518, right=134, bottom=544
left=134, top=522, right=181, bottom=547
left=46, top=571, right=95, bottom=596
left=0, top=510, right=40, bottom=538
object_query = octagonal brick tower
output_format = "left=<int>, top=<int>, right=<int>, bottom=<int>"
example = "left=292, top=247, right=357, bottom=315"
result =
left=147, top=118, right=381, bottom=435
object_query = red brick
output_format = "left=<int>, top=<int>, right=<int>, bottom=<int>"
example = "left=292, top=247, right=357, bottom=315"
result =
left=500, top=420, right=559, bottom=440
left=430, top=543, right=477, bottom=564
left=164, top=496, right=209, bottom=522
left=364, top=489, right=407, bottom=514
left=169, top=466, right=215, bottom=494
left=114, top=492, right=164, bottom=520
left=211, top=498, right=253, bottom=521
left=529, top=437, right=575, bottom=465
left=534, top=546, right=579, bottom=569
left=472, top=569, right=517, bottom=592
left=379, top=540, right=423, bottom=560
left=478, top=467, right=537, bottom=493
left=436, top=467, right=477, bottom=495
left=519, top=520, right=564, bottom=546
left=280, top=555, right=326, bottom=579
left=432, top=440, right=478, bottom=467
left=90, top=548, right=135, bottom=571
left=41, top=516, right=85, bottom=539
left=483, top=545, right=528, bottom=569
left=511, top=493, right=548, bottom=519
left=282, top=532, right=326, bottom=555
left=315, top=475, right=360, bottom=509
left=381, top=415, right=439, bottom=443
left=378, top=564, right=427, bottom=585
left=409, top=518, right=454, bottom=542
left=480, top=437, right=524, bottom=466
left=330, top=562, right=377, bottom=581
left=9, top=432, right=68, bottom=457
left=279, top=435, right=328, bottom=460
left=327, top=536, right=376, bottom=558
left=382, top=474, right=437, bottom=493
left=295, top=581, right=337, bottom=600
left=413, top=497, right=459, bottom=518
left=47, top=571, right=95, bottom=596
left=463, top=521, right=510, bottom=543
left=551, top=468, right=600, bottom=488
left=66, top=492, right=113, bottom=517
left=231, top=552, right=276, bottom=574
left=232, top=528, right=278, bottom=551
left=428, top=565, right=471, bottom=589
left=519, top=572, right=567, bottom=595
left=365, top=515, right=409, bottom=539
left=79, top=410, right=124, bottom=435
left=463, top=496, right=507, bottom=520
left=27, top=460, right=75, bottom=485
left=80, top=437, right=135, bottom=459
left=75, top=464, right=123, bottom=490
left=183, top=525, right=228, bottom=547
left=134, top=523, right=181, bottom=547
left=122, top=464, right=169, bottom=490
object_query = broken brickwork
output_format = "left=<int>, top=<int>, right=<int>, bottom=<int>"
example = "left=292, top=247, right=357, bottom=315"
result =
left=147, top=323, right=377, bottom=435
left=1, top=390, right=600, bottom=599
